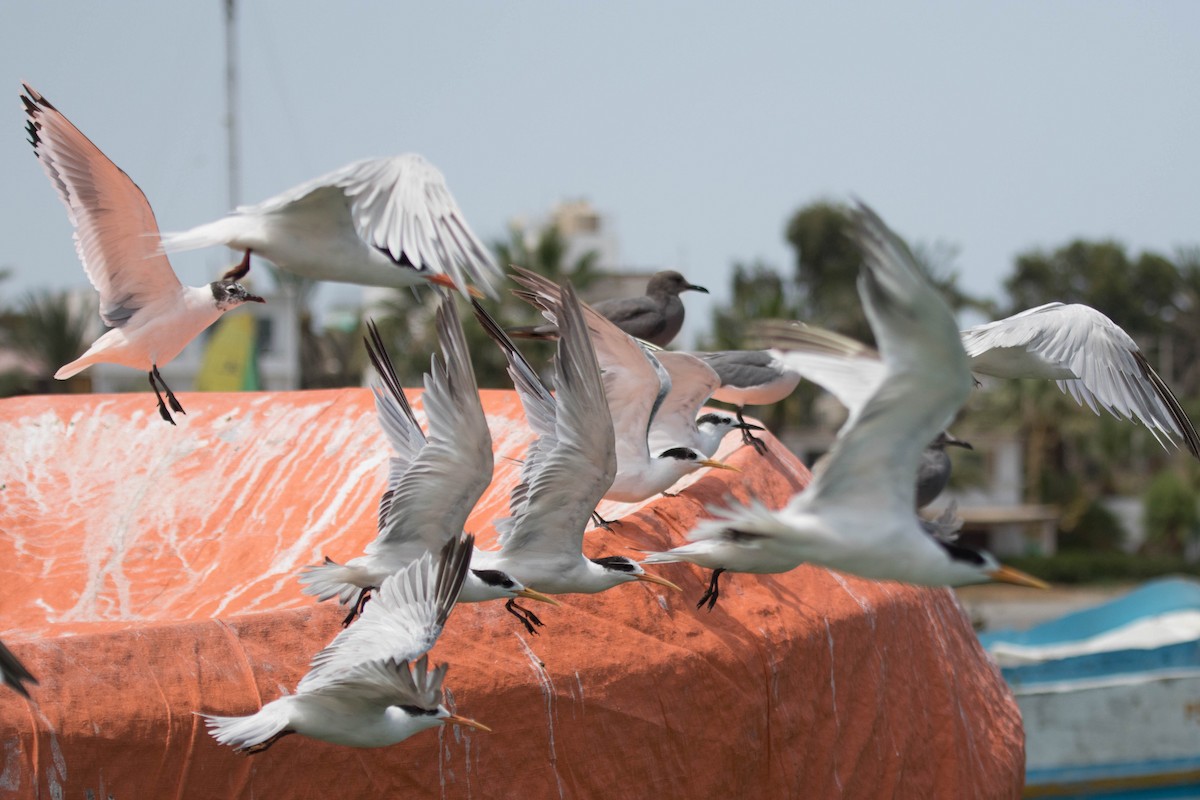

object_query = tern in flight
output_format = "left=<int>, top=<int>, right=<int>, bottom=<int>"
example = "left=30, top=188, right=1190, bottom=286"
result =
left=204, top=535, right=488, bottom=752
left=299, top=302, right=557, bottom=631
left=161, top=154, right=500, bottom=298
left=302, top=299, right=559, bottom=633
left=22, top=84, right=264, bottom=424
left=643, top=201, right=1048, bottom=609
left=508, top=267, right=738, bottom=514
left=471, top=285, right=682, bottom=607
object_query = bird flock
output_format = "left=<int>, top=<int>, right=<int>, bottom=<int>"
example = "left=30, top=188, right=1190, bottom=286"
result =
left=7, top=81, right=1199, bottom=761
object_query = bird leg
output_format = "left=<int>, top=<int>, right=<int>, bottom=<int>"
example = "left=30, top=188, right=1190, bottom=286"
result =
left=696, top=568, right=726, bottom=611
left=505, top=598, right=544, bottom=635
left=591, top=510, right=620, bottom=530
left=341, top=588, right=373, bottom=627
left=222, top=249, right=252, bottom=281
left=238, top=729, right=295, bottom=755
left=152, top=365, right=186, bottom=415
left=148, top=370, right=176, bottom=425
left=737, top=409, right=768, bottom=455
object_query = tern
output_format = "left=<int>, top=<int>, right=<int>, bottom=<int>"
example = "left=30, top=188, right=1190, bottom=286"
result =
left=508, top=267, right=738, bottom=511
left=508, top=270, right=708, bottom=347
left=471, top=286, right=682, bottom=602
left=643, top=201, right=1048, bottom=608
left=203, top=535, right=488, bottom=752
left=22, top=84, right=264, bottom=425
left=299, top=303, right=557, bottom=631
left=646, top=351, right=760, bottom=466
left=160, top=154, right=500, bottom=298
left=0, top=640, right=36, bottom=699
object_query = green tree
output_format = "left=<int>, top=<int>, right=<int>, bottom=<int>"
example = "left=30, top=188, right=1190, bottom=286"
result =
left=5, top=289, right=94, bottom=394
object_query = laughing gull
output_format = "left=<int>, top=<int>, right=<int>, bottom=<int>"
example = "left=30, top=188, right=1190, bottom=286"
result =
left=160, top=154, right=500, bottom=298
left=471, top=284, right=682, bottom=600
left=299, top=304, right=557, bottom=632
left=508, top=268, right=738, bottom=516
left=22, top=84, right=264, bottom=425
left=643, top=201, right=1048, bottom=609
left=507, top=270, right=708, bottom=347
left=203, top=534, right=489, bottom=753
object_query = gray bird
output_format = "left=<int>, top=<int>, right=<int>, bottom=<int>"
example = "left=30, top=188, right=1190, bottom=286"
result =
left=693, top=349, right=802, bottom=453
left=915, top=431, right=973, bottom=508
left=508, top=270, right=708, bottom=347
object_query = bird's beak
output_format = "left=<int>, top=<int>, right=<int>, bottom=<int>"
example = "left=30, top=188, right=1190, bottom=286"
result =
left=987, top=564, right=1050, bottom=590
left=736, top=422, right=765, bottom=432
left=247, top=293, right=266, bottom=304
left=425, top=273, right=484, bottom=298
left=945, top=433, right=973, bottom=450
left=636, top=573, right=683, bottom=592
left=700, top=458, right=740, bottom=472
left=516, top=587, right=561, bottom=606
left=686, top=283, right=709, bottom=294
left=445, top=714, right=491, bottom=733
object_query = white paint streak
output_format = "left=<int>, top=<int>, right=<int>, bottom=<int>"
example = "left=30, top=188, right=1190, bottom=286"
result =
left=822, top=617, right=844, bottom=794
left=516, top=634, right=564, bottom=800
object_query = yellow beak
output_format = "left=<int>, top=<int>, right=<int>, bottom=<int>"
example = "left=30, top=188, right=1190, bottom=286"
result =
left=445, top=714, right=491, bottom=732
left=516, top=587, right=561, bottom=606
left=636, top=573, right=683, bottom=592
left=700, top=458, right=740, bottom=472
left=987, top=564, right=1050, bottom=590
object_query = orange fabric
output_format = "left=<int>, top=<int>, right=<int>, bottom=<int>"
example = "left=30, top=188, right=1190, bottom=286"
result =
left=0, top=389, right=1023, bottom=798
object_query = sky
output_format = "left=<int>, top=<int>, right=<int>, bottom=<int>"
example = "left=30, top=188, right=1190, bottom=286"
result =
left=1, top=2, right=1198, bottom=346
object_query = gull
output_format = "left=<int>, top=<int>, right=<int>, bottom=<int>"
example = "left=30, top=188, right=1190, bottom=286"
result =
left=692, top=349, right=802, bottom=453
left=508, top=270, right=708, bottom=347
left=160, top=154, right=500, bottom=298
left=299, top=303, right=557, bottom=631
left=471, top=285, right=682, bottom=601
left=961, top=303, right=1200, bottom=460
left=0, top=641, right=36, bottom=699
left=643, top=201, right=1048, bottom=608
left=22, top=84, right=264, bottom=425
left=508, top=267, right=738, bottom=512
left=203, top=534, right=488, bottom=753
left=646, top=351, right=761, bottom=465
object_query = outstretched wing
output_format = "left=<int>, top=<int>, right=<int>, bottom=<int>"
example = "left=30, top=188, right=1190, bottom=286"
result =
left=22, top=84, right=181, bottom=327
left=647, top=352, right=720, bottom=452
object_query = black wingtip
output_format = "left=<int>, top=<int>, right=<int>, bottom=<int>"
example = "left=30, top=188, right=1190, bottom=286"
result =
left=1134, top=351, right=1200, bottom=461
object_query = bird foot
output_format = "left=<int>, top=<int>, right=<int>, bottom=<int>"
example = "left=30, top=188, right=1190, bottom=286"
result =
left=341, top=588, right=373, bottom=627
left=743, top=429, right=768, bottom=455
left=695, top=568, right=725, bottom=611
left=506, top=599, right=545, bottom=635
left=591, top=511, right=620, bottom=530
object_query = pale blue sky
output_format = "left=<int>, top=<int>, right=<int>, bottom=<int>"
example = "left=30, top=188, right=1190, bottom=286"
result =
left=2, top=2, right=1197, bottom=344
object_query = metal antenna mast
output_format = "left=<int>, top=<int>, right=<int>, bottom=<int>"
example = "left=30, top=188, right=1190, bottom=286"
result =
left=223, top=0, right=240, bottom=209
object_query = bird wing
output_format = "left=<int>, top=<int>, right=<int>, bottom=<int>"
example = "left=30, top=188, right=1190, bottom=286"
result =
left=799, top=201, right=972, bottom=514
left=647, top=352, right=720, bottom=451
left=22, top=85, right=181, bottom=328
left=490, top=283, right=617, bottom=561
left=510, top=267, right=669, bottom=472
left=301, top=655, right=448, bottom=712
left=962, top=303, right=1200, bottom=457
left=590, top=295, right=665, bottom=342
left=298, top=534, right=472, bottom=694
left=697, top=350, right=782, bottom=389
left=365, top=299, right=493, bottom=559
left=244, top=154, right=499, bottom=296
left=363, top=319, right=428, bottom=533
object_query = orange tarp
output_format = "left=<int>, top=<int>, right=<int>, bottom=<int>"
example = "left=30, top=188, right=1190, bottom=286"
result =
left=0, top=389, right=1024, bottom=798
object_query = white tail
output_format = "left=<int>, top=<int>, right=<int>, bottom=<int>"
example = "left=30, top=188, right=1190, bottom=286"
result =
left=159, top=217, right=244, bottom=254
left=200, top=701, right=291, bottom=753
left=297, top=558, right=370, bottom=604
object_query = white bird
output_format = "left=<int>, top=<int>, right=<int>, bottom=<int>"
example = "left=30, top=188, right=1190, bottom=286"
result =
left=961, top=302, right=1200, bottom=459
left=299, top=302, right=557, bottom=631
left=22, top=84, right=264, bottom=425
left=646, top=352, right=759, bottom=462
left=508, top=268, right=738, bottom=514
left=471, top=286, right=682, bottom=603
left=643, top=201, right=1048, bottom=608
left=203, top=535, right=488, bottom=753
left=160, top=154, right=500, bottom=298
left=0, top=641, right=36, bottom=699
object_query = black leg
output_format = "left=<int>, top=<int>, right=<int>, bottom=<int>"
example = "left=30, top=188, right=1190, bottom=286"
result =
left=696, top=568, right=726, bottom=611
left=505, top=598, right=544, bottom=635
left=341, top=588, right=373, bottom=627
left=153, top=365, right=186, bottom=415
left=222, top=249, right=252, bottom=281
left=591, top=510, right=619, bottom=530
left=738, top=408, right=768, bottom=455
left=148, top=370, right=176, bottom=425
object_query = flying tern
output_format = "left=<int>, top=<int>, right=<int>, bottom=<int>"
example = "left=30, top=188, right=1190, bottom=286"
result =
left=160, top=154, right=500, bottom=298
left=508, top=270, right=708, bottom=347
left=643, top=201, right=1048, bottom=608
left=471, top=286, right=682, bottom=603
left=299, top=303, right=557, bottom=631
left=22, top=84, right=264, bottom=424
left=204, top=534, right=488, bottom=753
left=508, top=267, right=738, bottom=513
